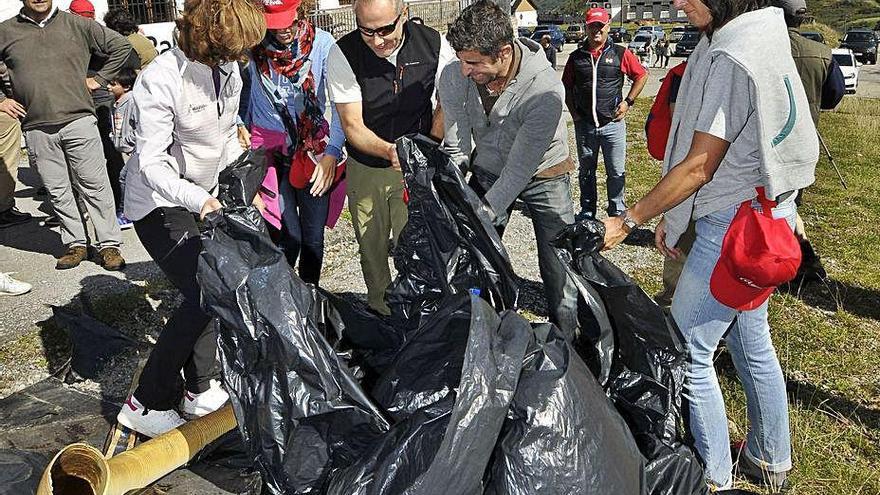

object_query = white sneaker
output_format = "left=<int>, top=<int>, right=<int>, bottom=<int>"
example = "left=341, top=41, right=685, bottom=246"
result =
left=180, top=380, right=229, bottom=417
left=116, top=395, right=186, bottom=438
left=0, top=273, right=31, bottom=296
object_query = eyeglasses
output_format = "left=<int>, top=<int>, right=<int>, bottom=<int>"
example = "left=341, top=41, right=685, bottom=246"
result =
left=357, top=13, right=402, bottom=38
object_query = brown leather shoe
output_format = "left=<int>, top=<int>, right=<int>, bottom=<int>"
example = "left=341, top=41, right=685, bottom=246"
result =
left=97, top=247, right=126, bottom=271
left=56, top=245, right=88, bottom=270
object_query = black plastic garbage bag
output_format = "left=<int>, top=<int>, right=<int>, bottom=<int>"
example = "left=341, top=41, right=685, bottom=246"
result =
left=327, top=295, right=531, bottom=495
left=216, top=148, right=268, bottom=208
left=52, top=306, right=136, bottom=382
left=486, top=322, right=646, bottom=495
left=386, top=135, right=519, bottom=331
left=197, top=207, right=391, bottom=495
left=554, top=220, right=708, bottom=495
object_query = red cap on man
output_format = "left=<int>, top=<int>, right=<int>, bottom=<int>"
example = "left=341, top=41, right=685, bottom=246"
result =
left=69, top=0, right=96, bottom=19
left=262, top=0, right=302, bottom=30
left=709, top=190, right=802, bottom=311
left=585, top=7, right=610, bottom=26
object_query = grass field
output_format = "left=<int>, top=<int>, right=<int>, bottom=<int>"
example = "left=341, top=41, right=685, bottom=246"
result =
left=623, top=97, right=880, bottom=494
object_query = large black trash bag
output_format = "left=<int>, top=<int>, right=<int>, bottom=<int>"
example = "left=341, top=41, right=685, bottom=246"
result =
left=327, top=295, right=531, bottom=495
left=485, top=322, right=647, bottom=495
left=386, top=135, right=519, bottom=331
left=197, top=207, right=391, bottom=495
left=553, top=220, right=708, bottom=495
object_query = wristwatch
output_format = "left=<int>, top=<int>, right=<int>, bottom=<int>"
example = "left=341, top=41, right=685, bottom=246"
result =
left=621, top=209, right=639, bottom=234
left=624, top=96, right=635, bottom=107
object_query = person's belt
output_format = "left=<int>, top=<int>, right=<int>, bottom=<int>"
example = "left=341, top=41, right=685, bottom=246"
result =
left=535, top=157, right=575, bottom=178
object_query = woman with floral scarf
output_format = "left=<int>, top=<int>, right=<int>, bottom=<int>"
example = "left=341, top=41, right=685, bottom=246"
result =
left=241, top=0, right=345, bottom=285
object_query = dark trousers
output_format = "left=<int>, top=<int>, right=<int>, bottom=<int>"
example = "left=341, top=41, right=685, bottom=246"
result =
left=469, top=170, right=579, bottom=338
left=277, top=166, right=330, bottom=285
left=134, top=207, right=215, bottom=410
left=95, top=99, right=126, bottom=211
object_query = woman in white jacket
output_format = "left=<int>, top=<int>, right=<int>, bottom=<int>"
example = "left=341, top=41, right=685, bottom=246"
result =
left=116, top=0, right=266, bottom=437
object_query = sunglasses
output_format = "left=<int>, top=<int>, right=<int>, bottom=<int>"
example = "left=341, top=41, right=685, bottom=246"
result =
left=357, top=13, right=402, bottom=38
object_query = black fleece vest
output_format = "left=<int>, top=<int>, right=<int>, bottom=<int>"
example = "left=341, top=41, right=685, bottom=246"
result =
left=569, top=42, right=625, bottom=127
left=337, top=22, right=441, bottom=168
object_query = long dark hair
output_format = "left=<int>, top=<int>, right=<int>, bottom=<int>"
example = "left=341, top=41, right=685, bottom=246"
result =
left=705, top=0, right=771, bottom=34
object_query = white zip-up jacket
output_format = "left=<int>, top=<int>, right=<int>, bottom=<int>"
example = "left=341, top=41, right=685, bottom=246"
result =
left=124, top=47, right=243, bottom=221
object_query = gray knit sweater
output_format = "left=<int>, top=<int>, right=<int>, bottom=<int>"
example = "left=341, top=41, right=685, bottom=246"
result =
left=0, top=10, right=131, bottom=130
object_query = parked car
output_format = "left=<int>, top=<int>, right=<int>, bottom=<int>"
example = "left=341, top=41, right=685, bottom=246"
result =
left=832, top=48, right=860, bottom=93
left=636, top=25, right=665, bottom=41
left=800, top=31, right=825, bottom=43
left=668, top=25, right=688, bottom=43
left=531, top=25, right=565, bottom=51
left=565, top=24, right=585, bottom=43
left=673, top=30, right=700, bottom=57
left=517, top=27, right=533, bottom=38
left=628, top=32, right=655, bottom=56
left=610, top=26, right=631, bottom=43
left=839, top=29, right=877, bottom=64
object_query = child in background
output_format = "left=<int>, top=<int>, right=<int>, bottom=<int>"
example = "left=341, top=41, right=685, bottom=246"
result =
left=108, top=68, right=138, bottom=229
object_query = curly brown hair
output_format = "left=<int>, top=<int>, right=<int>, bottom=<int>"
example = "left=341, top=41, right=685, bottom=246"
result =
left=176, top=0, right=266, bottom=66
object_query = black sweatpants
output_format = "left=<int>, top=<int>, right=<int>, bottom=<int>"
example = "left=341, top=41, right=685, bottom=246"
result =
left=133, top=206, right=216, bottom=410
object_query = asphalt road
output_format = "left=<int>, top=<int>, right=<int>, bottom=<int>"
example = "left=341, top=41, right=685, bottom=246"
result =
left=854, top=59, right=880, bottom=98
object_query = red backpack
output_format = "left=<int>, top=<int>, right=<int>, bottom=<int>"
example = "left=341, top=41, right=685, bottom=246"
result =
left=645, top=62, right=688, bottom=161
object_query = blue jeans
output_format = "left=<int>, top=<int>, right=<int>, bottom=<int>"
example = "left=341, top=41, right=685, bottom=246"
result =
left=671, top=199, right=796, bottom=487
left=277, top=165, right=329, bottom=285
left=573, top=119, right=627, bottom=219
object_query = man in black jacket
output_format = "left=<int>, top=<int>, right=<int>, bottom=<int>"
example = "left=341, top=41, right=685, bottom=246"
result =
left=327, top=0, right=455, bottom=315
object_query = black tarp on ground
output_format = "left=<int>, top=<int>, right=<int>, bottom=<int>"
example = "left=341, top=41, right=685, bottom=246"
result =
left=386, top=135, right=520, bottom=331
left=554, top=220, right=708, bottom=495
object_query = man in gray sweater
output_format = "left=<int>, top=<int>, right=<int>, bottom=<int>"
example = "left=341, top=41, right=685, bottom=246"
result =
left=441, top=0, right=578, bottom=337
left=0, top=0, right=130, bottom=270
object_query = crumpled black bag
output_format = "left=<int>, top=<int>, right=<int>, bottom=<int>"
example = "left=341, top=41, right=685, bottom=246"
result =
left=553, top=220, right=708, bottom=495
left=216, top=148, right=268, bottom=208
left=485, top=322, right=647, bottom=495
left=327, top=294, right=531, bottom=495
left=0, top=449, right=47, bottom=495
left=386, top=135, right=519, bottom=331
left=197, top=206, right=391, bottom=495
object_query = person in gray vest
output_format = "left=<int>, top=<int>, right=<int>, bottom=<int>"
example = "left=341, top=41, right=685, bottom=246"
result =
left=0, top=0, right=130, bottom=270
left=327, top=0, right=455, bottom=315
left=440, top=0, right=579, bottom=337
left=562, top=7, right=648, bottom=223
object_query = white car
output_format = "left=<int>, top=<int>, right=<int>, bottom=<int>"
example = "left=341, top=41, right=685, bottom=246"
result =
left=628, top=33, right=655, bottom=55
left=832, top=48, right=860, bottom=94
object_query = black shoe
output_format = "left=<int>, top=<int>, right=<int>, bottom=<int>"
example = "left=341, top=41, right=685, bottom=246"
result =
left=796, top=239, right=827, bottom=281
left=0, top=208, right=32, bottom=228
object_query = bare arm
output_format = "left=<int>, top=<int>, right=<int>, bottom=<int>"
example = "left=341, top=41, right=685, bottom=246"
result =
left=602, top=130, right=730, bottom=250
left=335, top=100, right=399, bottom=170
left=430, top=104, right=444, bottom=141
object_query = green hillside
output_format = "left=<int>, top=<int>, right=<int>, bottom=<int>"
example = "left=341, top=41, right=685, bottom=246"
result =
left=809, top=0, right=880, bottom=30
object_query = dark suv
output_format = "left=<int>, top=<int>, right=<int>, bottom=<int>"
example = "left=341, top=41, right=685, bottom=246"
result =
left=531, top=25, right=565, bottom=51
left=674, top=30, right=700, bottom=57
left=840, top=29, right=878, bottom=64
left=609, top=27, right=631, bottom=43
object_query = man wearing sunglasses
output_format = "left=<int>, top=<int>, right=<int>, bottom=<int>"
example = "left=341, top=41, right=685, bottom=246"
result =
left=328, top=0, right=455, bottom=316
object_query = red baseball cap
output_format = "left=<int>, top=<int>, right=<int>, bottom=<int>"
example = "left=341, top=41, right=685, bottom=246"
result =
left=585, top=7, right=610, bottom=26
left=709, top=190, right=801, bottom=311
left=262, top=0, right=301, bottom=30
left=69, top=0, right=96, bottom=19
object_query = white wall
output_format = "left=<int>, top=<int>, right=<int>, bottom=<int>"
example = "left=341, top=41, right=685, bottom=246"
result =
left=516, top=10, right=536, bottom=27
